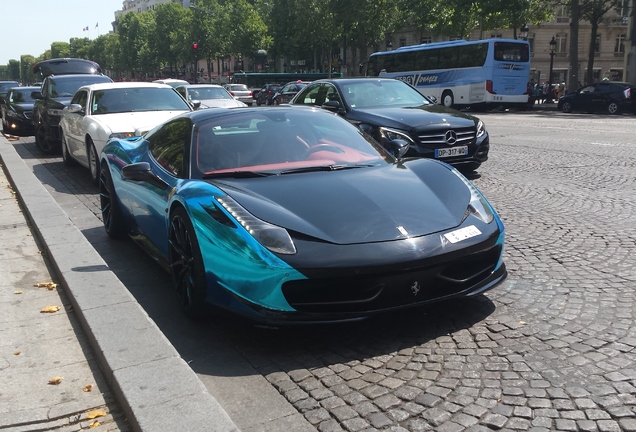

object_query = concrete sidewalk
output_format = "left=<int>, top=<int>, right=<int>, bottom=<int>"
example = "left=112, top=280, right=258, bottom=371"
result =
left=0, top=135, right=239, bottom=432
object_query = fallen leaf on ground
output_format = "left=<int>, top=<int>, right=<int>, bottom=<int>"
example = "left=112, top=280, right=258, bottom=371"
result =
left=34, top=282, right=58, bottom=290
left=86, top=410, right=106, bottom=419
left=40, top=305, right=61, bottom=313
left=14, top=290, right=23, bottom=294
left=14, top=351, right=20, bottom=355
left=48, top=376, right=63, bottom=385
left=83, top=384, right=93, bottom=392
left=88, top=420, right=100, bottom=428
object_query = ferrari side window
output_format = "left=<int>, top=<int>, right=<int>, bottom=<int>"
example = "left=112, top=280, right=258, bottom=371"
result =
left=149, top=118, right=192, bottom=178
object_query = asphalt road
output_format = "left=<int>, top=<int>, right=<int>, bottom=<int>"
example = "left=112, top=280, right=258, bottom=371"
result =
left=8, top=109, right=636, bottom=431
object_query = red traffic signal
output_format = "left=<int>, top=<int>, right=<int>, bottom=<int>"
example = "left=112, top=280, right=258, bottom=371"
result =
left=192, top=43, right=198, bottom=50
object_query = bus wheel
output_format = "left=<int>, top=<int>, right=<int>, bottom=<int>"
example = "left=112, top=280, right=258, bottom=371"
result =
left=441, top=90, right=454, bottom=108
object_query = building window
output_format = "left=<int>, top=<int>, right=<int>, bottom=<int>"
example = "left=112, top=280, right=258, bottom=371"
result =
left=490, top=33, right=503, bottom=39
left=420, top=36, right=431, bottom=44
left=449, top=36, right=463, bottom=41
left=556, top=5, right=569, bottom=22
left=615, top=34, right=626, bottom=57
left=528, top=35, right=535, bottom=56
left=399, top=37, right=407, bottom=47
left=556, top=33, right=568, bottom=57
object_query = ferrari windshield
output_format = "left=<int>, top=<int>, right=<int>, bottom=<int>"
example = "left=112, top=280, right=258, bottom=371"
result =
left=194, top=108, right=393, bottom=178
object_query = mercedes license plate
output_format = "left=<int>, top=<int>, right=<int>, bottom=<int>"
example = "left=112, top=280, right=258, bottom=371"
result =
left=435, top=146, right=468, bottom=158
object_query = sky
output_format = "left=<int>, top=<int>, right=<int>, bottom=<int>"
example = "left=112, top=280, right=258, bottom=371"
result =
left=1, top=0, right=125, bottom=65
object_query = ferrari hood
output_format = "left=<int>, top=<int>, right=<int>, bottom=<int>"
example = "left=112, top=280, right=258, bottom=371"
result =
left=348, top=105, right=478, bottom=130
left=212, top=160, right=472, bottom=245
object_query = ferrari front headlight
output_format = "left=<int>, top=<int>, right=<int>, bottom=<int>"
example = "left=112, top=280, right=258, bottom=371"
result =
left=452, top=169, right=494, bottom=224
left=216, top=196, right=297, bottom=254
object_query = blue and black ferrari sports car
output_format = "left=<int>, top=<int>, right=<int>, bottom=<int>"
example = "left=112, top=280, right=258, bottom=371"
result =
left=99, top=106, right=506, bottom=323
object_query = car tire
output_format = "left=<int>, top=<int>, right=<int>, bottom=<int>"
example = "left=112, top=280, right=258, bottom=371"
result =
left=441, top=90, right=454, bottom=108
left=561, top=101, right=573, bottom=113
left=35, top=125, right=57, bottom=154
left=256, top=98, right=262, bottom=106
left=168, top=206, right=207, bottom=318
left=87, top=138, right=99, bottom=185
left=274, top=98, right=280, bottom=106
left=607, top=102, right=619, bottom=115
left=61, top=133, right=77, bottom=167
left=99, top=163, right=127, bottom=239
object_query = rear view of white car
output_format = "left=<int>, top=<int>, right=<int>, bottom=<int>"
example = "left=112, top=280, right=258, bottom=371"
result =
left=60, top=82, right=192, bottom=183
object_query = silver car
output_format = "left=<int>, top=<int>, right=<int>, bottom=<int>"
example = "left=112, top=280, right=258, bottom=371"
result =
left=224, top=84, right=254, bottom=106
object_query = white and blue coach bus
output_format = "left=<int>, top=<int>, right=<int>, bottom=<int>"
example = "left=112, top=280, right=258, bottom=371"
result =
left=365, top=38, right=531, bottom=110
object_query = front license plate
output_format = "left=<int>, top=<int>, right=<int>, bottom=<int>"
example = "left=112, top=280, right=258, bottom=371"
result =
left=435, top=146, right=468, bottom=158
left=444, top=225, right=482, bottom=244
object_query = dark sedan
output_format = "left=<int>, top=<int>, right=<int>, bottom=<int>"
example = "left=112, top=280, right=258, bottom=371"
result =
left=256, top=83, right=281, bottom=106
left=0, top=80, right=20, bottom=117
left=290, top=78, right=489, bottom=172
left=1, top=86, right=39, bottom=136
left=558, top=81, right=636, bottom=114
left=273, top=81, right=309, bottom=105
left=99, top=106, right=506, bottom=323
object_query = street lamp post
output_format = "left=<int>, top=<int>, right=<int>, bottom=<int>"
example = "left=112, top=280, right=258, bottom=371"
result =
left=519, top=24, right=529, bottom=41
left=548, top=36, right=557, bottom=103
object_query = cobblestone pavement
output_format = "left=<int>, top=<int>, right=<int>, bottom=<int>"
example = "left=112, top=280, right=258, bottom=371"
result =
left=9, top=111, right=636, bottom=431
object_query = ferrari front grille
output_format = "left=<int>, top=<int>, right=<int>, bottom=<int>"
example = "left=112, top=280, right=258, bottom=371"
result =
left=282, top=245, right=502, bottom=314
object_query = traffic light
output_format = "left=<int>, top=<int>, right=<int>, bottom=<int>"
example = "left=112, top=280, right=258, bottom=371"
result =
left=192, top=42, right=198, bottom=50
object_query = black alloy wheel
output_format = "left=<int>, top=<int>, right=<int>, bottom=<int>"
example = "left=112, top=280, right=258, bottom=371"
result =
left=607, top=102, right=619, bottom=115
left=99, top=164, right=126, bottom=239
left=168, top=206, right=207, bottom=318
left=35, top=125, right=57, bottom=154
left=561, top=101, right=573, bottom=113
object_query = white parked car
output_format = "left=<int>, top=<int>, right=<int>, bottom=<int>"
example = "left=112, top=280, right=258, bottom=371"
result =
left=60, top=82, right=192, bottom=183
left=175, top=84, right=247, bottom=109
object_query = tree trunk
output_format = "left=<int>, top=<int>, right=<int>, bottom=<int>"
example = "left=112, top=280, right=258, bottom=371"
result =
left=568, top=0, right=580, bottom=93
left=586, top=22, right=599, bottom=85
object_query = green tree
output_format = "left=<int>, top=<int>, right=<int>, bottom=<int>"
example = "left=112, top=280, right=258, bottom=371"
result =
left=20, top=55, right=36, bottom=85
left=50, top=42, right=71, bottom=58
left=69, top=37, right=91, bottom=58
left=154, top=3, right=190, bottom=77
left=581, top=0, right=622, bottom=84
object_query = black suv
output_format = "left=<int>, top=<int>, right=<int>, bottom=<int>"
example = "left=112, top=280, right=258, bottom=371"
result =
left=558, top=81, right=636, bottom=114
left=31, top=58, right=112, bottom=153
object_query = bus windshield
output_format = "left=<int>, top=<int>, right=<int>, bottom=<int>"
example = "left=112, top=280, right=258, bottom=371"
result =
left=366, top=39, right=530, bottom=110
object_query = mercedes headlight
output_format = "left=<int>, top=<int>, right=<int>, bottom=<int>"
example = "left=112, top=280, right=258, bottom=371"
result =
left=379, top=127, right=414, bottom=143
left=216, top=196, right=297, bottom=254
left=476, top=120, right=486, bottom=138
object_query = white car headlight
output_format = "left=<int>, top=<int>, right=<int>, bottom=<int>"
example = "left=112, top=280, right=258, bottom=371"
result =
left=216, top=196, right=297, bottom=255
left=109, top=132, right=136, bottom=139
left=476, top=120, right=486, bottom=138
